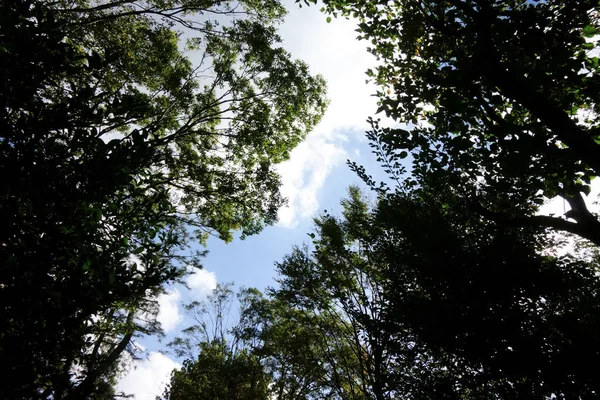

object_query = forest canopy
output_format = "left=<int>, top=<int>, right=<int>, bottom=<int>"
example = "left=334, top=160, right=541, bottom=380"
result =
left=3, top=0, right=600, bottom=399
left=0, top=0, right=326, bottom=398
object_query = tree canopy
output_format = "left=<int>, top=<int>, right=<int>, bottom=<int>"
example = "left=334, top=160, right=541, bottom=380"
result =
left=156, top=1, right=600, bottom=399
left=318, top=0, right=600, bottom=245
left=0, top=0, right=326, bottom=398
left=162, top=284, right=278, bottom=400
left=7, top=0, right=600, bottom=398
left=164, top=187, right=600, bottom=399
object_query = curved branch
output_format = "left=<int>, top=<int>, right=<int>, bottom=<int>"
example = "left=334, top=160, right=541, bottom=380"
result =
left=464, top=1, right=600, bottom=176
left=491, top=68, right=600, bottom=176
left=54, top=0, right=138, bottom=13
left=470, top=200, right=600, bottom=246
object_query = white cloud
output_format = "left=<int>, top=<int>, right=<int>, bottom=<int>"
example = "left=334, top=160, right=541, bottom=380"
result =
left=186, top=267, right=218, bottom=294
left=117, top=352, right=180, bottom=400
left=279, top=8, right=377, bottom=134
left=156, top=289, right=182, bottom=333
left=277, top=132, right=347, bottom=227
left=273, top=6, right=378, bottom=227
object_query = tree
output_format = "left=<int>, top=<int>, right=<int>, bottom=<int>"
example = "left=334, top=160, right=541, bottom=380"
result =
left=269, top=189, right=494, bottom=400
left=270, top=189, right=398, bottom=400
left=295, top=186, right=600, bottom=399
left=166, top=282, right=357, bottom=400
left=163, top=341, right=271, bottom=400
left=0, top=0, right=327, bottom=398
left=167, top=283, right=238, bottom=360
left=248, top=188, right=469, bottom=400
left=317, top=0, right=600, bottom=245
left=296, top=1, right=600, bottom=394
left=239, top=293, right=334, bottom=400
left=163, top=284, right=274, bottom=400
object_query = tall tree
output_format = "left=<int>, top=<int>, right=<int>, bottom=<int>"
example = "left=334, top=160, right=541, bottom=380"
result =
left=163, top=284, right=274, bottom=400
left=167, top=283, right=239, bottom=360
left=318, top=0, right=600, bottom=245
left=166, top=283, right=359, bottom=400
left=163, top=340, right=271, bottom=400
left=270, top=189, right=490, bottom=400
left=270, top=188, right=398, bottom=400
left=300, top=1, right=600, bottom=393
left=282, top=187, right=600, bottom=399
left=0, top=0, right=327, bottom=398
left=238, top=293, right=334, bottom=400
left=378, top=189, right=600, bottom=399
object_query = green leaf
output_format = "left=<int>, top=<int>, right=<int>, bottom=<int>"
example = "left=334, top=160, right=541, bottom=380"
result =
left=582, top=185, right=592, bottom=196
left=583, top=42, right=595, bottom=49
left=583, top=25, right=598, bottom=38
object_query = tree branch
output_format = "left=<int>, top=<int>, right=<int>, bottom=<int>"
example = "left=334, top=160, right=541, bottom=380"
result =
left=470, top=200, right=600, bottom=246
left=463, top=1, right=600, bottom=176
left=490, top=67, right=600, bottom=176
left=64, top=313, right=135, bottom=400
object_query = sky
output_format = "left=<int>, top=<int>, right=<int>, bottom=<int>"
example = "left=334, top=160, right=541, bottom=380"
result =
left=116, top=2, right=385, bottom=398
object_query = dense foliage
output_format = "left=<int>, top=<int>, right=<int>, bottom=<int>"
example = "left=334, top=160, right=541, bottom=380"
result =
left=0, top=0, right=326, bottom=398
left=162, top=284, right=273, bottom=400
left=271, top=189, right=600, bottom=399
left=165, top=340, right=271, bottom=400
left=318, top=0, right=600, bottom=245
left=6, top=0, right=600, bottom=398
left=164, top=189, right=600, bottom=399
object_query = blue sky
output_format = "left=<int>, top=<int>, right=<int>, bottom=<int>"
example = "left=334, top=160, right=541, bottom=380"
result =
left=116, top=2, right=389, bottom=398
